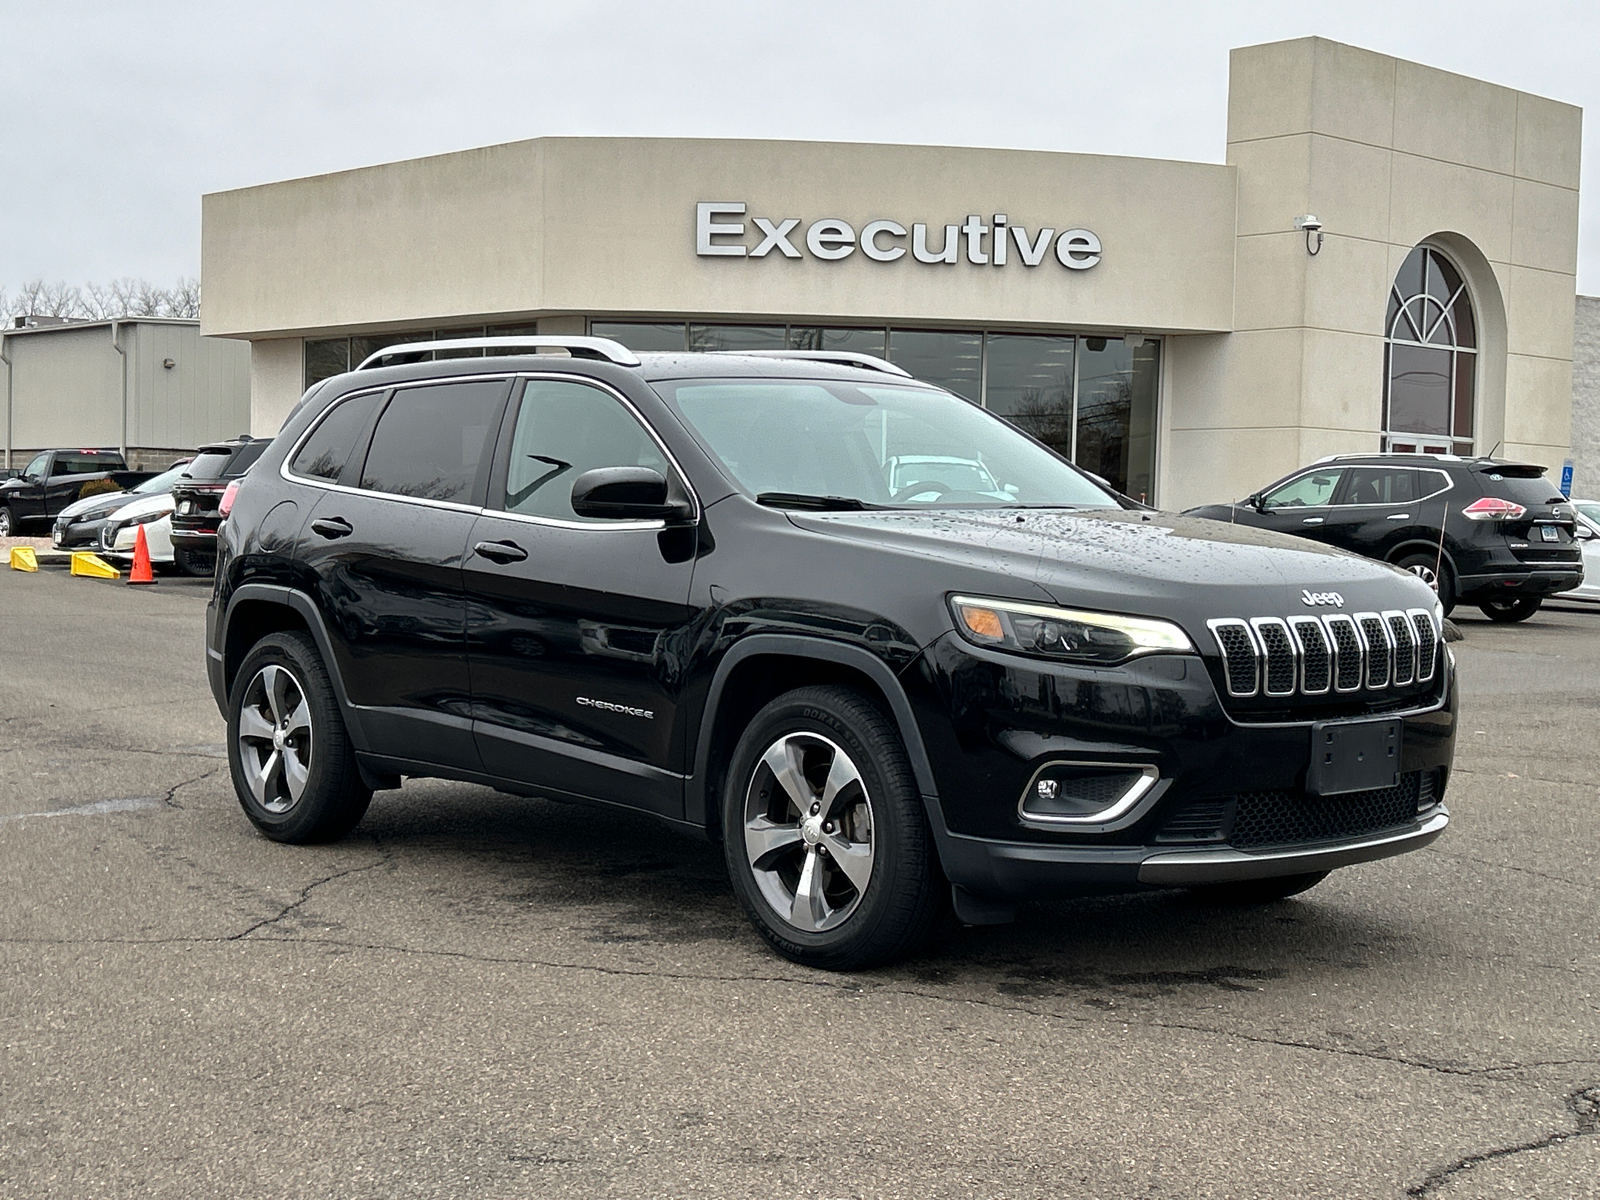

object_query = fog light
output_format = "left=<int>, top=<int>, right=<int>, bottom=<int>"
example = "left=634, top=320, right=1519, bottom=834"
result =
left=1019, top=762, right=1162, bottom=826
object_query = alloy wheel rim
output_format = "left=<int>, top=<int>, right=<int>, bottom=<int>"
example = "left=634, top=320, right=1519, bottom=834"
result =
left=1406, top=563, right=1439, bottom=590
left=743, top=732, right=875, bottom=933
left=237, top=664, right=313, bottom=814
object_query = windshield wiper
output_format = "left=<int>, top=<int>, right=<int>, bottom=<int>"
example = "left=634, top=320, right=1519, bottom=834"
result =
left=756, top=491, right=879, bottom=511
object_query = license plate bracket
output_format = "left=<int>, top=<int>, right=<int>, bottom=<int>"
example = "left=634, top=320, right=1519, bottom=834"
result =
left=1307, top=718, right=1401, bottom=795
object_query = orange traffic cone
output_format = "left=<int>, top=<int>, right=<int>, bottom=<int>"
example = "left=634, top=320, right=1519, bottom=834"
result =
left=128, top=524, right=155, bottom=585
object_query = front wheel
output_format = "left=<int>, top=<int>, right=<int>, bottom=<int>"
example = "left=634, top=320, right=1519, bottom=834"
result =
left=0, top=505, right=14, bottom=538
left=1478, top=596, right=1542, bottom=623
left=1395, top=552, right=1456, bottom=616
left=1188, top=871, right=1329, bottom=905
left=227, top=631, right=371, bottom=843
left=722, top=685, right=939, bottom=970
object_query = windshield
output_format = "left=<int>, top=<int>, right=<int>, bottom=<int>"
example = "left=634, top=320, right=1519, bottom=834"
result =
left=659, top=379, right=1118, bottom=509
left=133, top=462, right=192, bottom=495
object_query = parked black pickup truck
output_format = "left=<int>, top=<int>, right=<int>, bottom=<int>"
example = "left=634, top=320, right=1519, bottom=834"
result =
left=0, top=449, right=160, bottom=537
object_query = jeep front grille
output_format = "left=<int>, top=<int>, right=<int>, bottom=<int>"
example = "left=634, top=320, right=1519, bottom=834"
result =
left=1206, top=609, right=1438, bottom=700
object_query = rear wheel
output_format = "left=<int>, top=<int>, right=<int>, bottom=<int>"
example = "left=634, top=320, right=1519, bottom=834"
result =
left=174, top=544, right=216, bottom=577
left=1188, top=871, right=1329, bottom=905
left=227, top=631, right=371, bottom=843
left=723, top=685, right=939, bottom=970
left=1395, top=552, right=1455, bottom=616
left=1478, top=596, right=1542, bottom=623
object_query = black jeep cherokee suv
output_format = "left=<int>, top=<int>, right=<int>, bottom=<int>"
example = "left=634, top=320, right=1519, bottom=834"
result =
left=1185, top=453, right=1582, bottom=623
left=207, top=337, right=1456, bottom=969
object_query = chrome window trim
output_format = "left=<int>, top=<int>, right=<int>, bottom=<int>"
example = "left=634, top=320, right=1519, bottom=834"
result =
left=1287, top=616, right=1333, bottom=696
left=1249, top=616, right=1299, bottom=698
left=1384, top=608, right=1418, bottom=687
left=1408, top=607, right=1439, bottom=683
left=1207, top=618, right=1260, bottom=698
left=1015, top=761, right=1164, bottom=832
left=277, top=371, right=701, bottom=534
left=1323, top=614, right=1364, bottom=694
left=1354, top=611, right=1393, bottom=690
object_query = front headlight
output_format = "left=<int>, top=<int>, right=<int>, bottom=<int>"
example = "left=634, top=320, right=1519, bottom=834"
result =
left=949, top=595, right=1195, bottom=666
left=125, top=508, right=171, bottom=526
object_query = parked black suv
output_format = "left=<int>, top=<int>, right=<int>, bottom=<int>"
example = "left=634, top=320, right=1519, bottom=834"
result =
left=1185, top=454, right=1582, bottom=622
left=207, top=338, right=1456, bottom=969
left=170, top=437, right=269, bottom=575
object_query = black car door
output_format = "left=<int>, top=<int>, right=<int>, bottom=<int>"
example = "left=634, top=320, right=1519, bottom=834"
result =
left=1317, top=466, right=1437, bottom=555
left=295, top=378, right=511, bottom=772
left=12, top=452, right=51, bottom=520
left=1244, top=466, right=1347, bottom=544
left=463, top=375, right=699, bottom=818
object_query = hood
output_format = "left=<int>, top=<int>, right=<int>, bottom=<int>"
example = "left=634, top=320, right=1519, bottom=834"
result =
left=108, top=492, right=175, bottom=523
left=785, top=507, right=1437, bottom=622
left=57, top=489, right=133, bottom=521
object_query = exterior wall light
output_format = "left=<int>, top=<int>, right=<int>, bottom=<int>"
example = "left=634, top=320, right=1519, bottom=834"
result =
left=162, top=358, right=176, bottom=369
left=1294, top=215, right=1324, bottom=256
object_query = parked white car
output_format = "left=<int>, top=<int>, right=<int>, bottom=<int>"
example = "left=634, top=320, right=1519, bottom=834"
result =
left=99, top=492, right=177, bottom=566
left=1553, top=499, right=1600, bottom=604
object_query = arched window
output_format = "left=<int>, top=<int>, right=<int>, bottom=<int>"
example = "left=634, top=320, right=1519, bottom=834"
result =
left=1383, top=246, right=1475, bottom=455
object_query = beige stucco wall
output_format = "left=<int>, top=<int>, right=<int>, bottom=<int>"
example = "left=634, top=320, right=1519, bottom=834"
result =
left=1161, top=36, right=1582, bottom=510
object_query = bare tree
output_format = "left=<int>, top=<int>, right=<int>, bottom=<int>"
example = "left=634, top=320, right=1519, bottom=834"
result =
left=1, top=276, right=202, bottom=322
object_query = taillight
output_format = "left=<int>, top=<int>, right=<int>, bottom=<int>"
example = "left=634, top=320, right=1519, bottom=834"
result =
left=218, top=480, right=240, bottom=518
left=1462, top=496, right=1526, bottom=521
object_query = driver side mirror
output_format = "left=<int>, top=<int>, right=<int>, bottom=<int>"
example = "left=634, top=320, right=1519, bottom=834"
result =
left=1245, top=493, right=1266, bottom=512
left=1577, top=524, right=1596, bottom=541
left=571, top=467, right=693, bottom=522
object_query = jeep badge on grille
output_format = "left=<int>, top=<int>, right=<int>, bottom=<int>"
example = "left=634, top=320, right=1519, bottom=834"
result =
left=1301, top=590, right=1345, bottom=607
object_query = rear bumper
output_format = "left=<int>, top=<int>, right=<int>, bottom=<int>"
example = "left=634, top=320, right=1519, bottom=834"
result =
left=170, top=528, right=219, bottom=549
left=1458, top=569, right=1582, bottom=597
left=937, top=809, right=1448, bottom=898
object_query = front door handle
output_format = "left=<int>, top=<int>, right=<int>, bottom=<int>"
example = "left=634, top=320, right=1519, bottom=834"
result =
left=311, top=517, right=353, bottom=539
left=1386, top=513, right=1412, bottom=521
left=474, top=539, right=528, bottom=564
left=1301, top=517, right=1324, bottom=525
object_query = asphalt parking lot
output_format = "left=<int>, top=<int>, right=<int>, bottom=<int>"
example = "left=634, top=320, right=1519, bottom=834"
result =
left=1, top=566, right=1597, bottom=1200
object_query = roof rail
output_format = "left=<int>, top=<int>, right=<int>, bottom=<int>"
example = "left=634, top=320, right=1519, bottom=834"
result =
left=731, top=350, right=912, bottom=377
left=355, top=336, right=641, bottom=370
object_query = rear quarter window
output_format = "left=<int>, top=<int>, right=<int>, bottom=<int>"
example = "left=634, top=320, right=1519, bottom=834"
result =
left=182, top=451, right=234, bottom=482
left=290, top=393, right=383, bottom=482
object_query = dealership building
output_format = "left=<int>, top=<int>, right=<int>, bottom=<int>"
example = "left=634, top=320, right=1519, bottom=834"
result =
left=200, top=36, right=1583, bottom=509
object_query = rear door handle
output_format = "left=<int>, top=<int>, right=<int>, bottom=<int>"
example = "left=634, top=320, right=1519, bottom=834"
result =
left=1386, top=513, right=1411, bottom=521
left=311, top=517, right=353, bottom=539
left=474, top=539, right=528, bottom=564
left=1301, top=517, right=1323, bottom=525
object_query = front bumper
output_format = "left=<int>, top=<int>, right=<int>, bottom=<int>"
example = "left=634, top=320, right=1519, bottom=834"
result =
left=938, top=809, right=1448, bottom=897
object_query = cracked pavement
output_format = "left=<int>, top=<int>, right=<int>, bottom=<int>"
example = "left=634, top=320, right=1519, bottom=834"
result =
left=1, top=568, right=1597, bottom=1199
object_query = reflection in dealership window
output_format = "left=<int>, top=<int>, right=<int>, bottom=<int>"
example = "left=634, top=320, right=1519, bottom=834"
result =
left=1076, top=337, right=1158, bottom=503
left=789, top=327, right=888, bottom=357
left=589, top=322, right=688, bottom=352
left=886, top=329, right=982, bottom=403
left=984, top=333, right=1075, bottom=459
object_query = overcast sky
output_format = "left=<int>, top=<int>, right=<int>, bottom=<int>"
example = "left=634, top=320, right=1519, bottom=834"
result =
left=3, top=0, right=1597, bottom=294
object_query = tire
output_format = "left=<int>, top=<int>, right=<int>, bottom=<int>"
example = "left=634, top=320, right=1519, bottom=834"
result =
left=722, top=685, right=939, bottom=970
left=1395, top=552, right=1456, bottom=616
left=174, top=544, right=216, bottom=577
left=1187, top=871, right=1329, bottom=905
left=226, top=631, right=371, bottom=843
left=1478, top=595, right=1542, bottom=623
left=0, top=505, right=13, bottom=538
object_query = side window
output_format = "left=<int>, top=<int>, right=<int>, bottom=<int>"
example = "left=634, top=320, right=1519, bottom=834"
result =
left=22, top=453, right=49, bottom=479
left=501, top=379, right=669, bottom=522
left=1339, top=467, right=1419, bottom=506
left=360, top=381, right=506, bottom=503
left=1262, top=469, right=1342, bottom=509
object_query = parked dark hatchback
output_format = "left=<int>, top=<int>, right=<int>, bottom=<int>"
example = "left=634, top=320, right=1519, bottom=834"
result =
left=170, top=438, right=268, bottom=574
left=1185, top=454, right=1582, bottom=622
left=207, top=338, right=1456, bottom=969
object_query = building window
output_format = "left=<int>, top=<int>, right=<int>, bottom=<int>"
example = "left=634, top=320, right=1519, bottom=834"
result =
left=1384, top=246, right=1475, bottom=456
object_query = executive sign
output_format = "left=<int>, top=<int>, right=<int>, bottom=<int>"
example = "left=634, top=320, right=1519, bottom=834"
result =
left=695, top=202, right=1101, bottom=270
